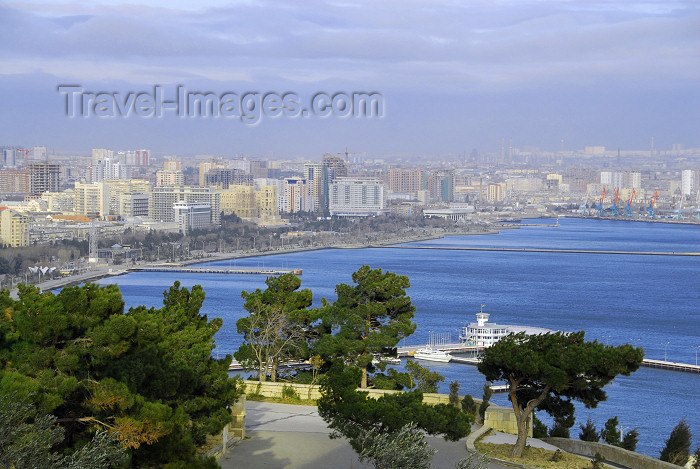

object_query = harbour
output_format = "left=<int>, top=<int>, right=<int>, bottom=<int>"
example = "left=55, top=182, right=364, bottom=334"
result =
left=99, top=218, right=700, bottom=456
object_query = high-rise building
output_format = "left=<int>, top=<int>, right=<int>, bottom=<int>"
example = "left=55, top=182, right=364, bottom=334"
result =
left=204, top=168, right=253, bottom=189
left=92, top=148, right=113, bottom=163
left=119, top=193, right=150, bottom=218
left=89, top=158, right=132, bottom=182
left=2, top=147, right=17, bottom=168
left=329, top=177, right=387, bottom=217
left=304, top=163, right=329, bottom=212
left=173, top=202, right=212, bottom=234
left=102, top=179, right=150, bottom=215
left=486, top=183, right=506, bottom=202
left=281, top=177, right=312, bottom=213
left=74, top=181, right=110, bottom=219
left=321, top=154, right=348, bottom=181
left=0, top=209, right=30, bottom=247
left=28, top=163, right=60, bottom=195
left=681, top=169, right=696, bottom=196
left=150, top=186, right=220, bottom=225
left=388, top=168, right=422, bottom=194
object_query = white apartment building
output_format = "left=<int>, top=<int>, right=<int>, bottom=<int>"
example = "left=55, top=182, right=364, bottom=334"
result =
left=150, top=186, right=220, bottom=225
left=329, top=177, right=386, bottom=217
left=681, top=169, right=695, bottom=196
left=173, top=202, right=212, bottom=234
left=74, top=181, right=110, bottom=219
left=120, top=193, right=150, bottom=218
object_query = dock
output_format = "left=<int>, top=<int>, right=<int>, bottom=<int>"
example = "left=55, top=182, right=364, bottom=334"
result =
left=641, top=359, right=700, bottom=374
left=130, top=266, right=302, bottom=275
left=398, top=344, right=700, bottom=374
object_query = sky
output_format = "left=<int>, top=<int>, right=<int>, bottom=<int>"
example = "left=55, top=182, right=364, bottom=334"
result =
left=1, top=0, right=699, bottom=158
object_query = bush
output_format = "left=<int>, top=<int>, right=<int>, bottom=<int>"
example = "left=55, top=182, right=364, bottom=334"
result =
left=591, top=452, right=606, bottom=469
left=282, top=384, right=300, bottom=401
left=549, top=421, right=570, bottom=438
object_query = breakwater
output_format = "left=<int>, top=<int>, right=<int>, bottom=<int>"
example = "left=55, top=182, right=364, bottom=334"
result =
left=377, top=245, right=700, bottom=256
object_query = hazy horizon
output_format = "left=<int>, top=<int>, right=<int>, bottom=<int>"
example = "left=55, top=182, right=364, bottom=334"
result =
left=1, top=1, right=699, bottom=158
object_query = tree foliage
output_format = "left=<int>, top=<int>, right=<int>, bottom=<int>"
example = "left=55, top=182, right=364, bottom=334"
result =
left=234, top=273, right=313, bottom=382
left=0, top=393, right=127, bottom=469
left=403, top=359, right=445, bottom=393
left=579, top=417, right=600, bottom=442
left=477, top=331, right=644, bottom=458
left=620, top=428, right=639, bottom=452
left=600, top=416, right=621, bottom=446
left=0, top=282, right=241, bottom=467
left=317, top=362, right=472, bottom=455
left=314, top=266, right=417, bottom=388
left=660, top=418, right=692, bottom=466
left=356, top=421, right=437, bottom=469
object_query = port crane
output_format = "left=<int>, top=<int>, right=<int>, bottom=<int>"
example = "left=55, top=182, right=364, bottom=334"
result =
left=646, top=190, right=659, bottom=218
left=610, top=188, right=621, bottom=217
left=580, top=190, right=590, bottom=216
left=624, top=189, right=636, bottom=217
left=597, top=188, right=606, bottom=217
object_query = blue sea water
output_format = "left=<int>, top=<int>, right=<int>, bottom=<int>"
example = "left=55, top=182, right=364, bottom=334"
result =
left=98, top=217, right=700, bottom=456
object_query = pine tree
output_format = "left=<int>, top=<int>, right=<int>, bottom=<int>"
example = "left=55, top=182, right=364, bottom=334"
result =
left=620, top=428, right=639, bottom=452
left=449, top=380, right=461, bottom=407
left=579, top=416, right=600, bottom=442
left=600, top=416, right=621, bottom=446
left=660, top=419, right=692, bottom=466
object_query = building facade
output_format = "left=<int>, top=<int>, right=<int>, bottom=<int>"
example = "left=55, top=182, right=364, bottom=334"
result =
left=150, top=186, right=220, bottom=225
left=29, top=163, right=60, bottom=195
left=0, top=209, right=30, bottom=247
left=329, top=177, right=387, bottom=217
left=173, top=202, right=212, bottom=234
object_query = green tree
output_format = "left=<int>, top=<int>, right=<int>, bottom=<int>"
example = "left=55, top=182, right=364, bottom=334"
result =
left=449, top=380, right=461, bottom=407
left=620, top=428, right=639, bottom=452
left=404, top=359, right=445, bottom=393
left=478, top=382, right=492, bottom=423
left=314, top=266, right=417, bottom=388
left=234, top=273, right=313, bottom=382
left=600, top=416, right=621, bottom=446
left=477, top=331, right=644, bottom=458
left=317, top=362, right=472, bottom=455
left=356, top=422, right=437, bottom=469
left=0, top=282, right=241, bottom=468
left=461, top=395, right=477, bottom=415
left=0, top=394, right=128, bottom=469
left=660, top=418, right=692, bottom=466
left=579, top=417, right=600, bottom=442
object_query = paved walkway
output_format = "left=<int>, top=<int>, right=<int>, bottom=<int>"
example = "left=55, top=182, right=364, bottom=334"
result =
left=220, top=401, right=530, bottom=469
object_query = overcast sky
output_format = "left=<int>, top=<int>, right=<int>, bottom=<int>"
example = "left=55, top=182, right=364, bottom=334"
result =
left=1, top=0, right=698, bottom=158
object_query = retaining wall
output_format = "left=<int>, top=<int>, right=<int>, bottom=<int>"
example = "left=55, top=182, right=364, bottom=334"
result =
left=544, top=437, right=681, bottom=469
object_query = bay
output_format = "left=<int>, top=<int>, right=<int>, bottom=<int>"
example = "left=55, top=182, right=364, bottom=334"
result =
left=98, top=217, right=700, bottom=456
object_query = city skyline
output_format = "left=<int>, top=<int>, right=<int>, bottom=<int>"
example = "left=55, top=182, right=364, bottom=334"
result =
left=1, top=0, right=699, bottom=157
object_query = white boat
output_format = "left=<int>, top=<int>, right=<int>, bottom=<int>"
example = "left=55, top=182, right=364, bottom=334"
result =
left=413, top=347, right=453, bottom=363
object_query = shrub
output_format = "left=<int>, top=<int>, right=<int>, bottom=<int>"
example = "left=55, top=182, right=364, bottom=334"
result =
left=620, top=428, right=639, bottom=452
left=449, top=381, right=461, bottom=407
left=282, top=384, right=300, bottom=401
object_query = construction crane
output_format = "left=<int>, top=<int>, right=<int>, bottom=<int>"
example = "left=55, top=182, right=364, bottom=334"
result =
left=624, top=189, right=636, bottom=217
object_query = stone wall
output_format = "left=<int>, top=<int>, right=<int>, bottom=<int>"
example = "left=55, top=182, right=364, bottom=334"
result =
left=243, top=380, right=452, bottom=404
left=484, top=406, right=531, bottom=437
left=544, top=437, right=681, bottom=469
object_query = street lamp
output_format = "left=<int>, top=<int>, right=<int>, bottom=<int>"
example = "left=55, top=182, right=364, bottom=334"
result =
left=696, top=345, right=699, bottom=366
left=664, top=341, right=670, bottom=362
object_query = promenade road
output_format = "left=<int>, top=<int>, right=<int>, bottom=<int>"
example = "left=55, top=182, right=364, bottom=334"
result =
left=220, top=401, right=533, bottom=469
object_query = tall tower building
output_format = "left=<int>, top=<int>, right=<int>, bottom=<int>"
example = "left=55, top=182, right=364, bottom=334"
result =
left=303, top=163, right=329, bottom=213
left=28, top=162, right=60, bottom=195
left=321, top=154, right=348, bottom=181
